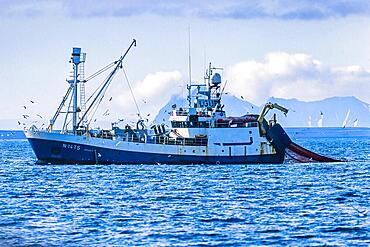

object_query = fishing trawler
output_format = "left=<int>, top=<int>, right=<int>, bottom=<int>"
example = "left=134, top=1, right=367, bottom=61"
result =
left=25, top=39, right=340, bottom=164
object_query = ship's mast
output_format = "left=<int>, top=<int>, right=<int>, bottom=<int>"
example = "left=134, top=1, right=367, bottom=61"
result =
left=70, top=48, right=84, bottom=133
left=76, top=39, right=137, bottom=129
left=48, top=40, right=136, bottom=133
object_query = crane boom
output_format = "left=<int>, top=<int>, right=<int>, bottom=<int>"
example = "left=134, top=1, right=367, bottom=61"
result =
left=258, top=102, right=289, bottom=136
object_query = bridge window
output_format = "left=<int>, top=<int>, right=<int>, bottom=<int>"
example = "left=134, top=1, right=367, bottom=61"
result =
left=247, top=122, right=258, bottom=128
left=171, top=121, right=210, bottom=128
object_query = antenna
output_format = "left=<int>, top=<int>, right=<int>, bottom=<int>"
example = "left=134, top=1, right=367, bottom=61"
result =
left=203, top=46, right=206, bottom=79
left=187, top=24, right=192, bottom=107
left=188, top=25, right=192, bottom=87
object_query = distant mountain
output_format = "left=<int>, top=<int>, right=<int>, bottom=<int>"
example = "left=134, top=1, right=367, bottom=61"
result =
left=267, top=96, right=370, bottom=127
left=154, top=95, right=370, bottom=127
left=4, top=95, right=368, bottom=130
left=153, top=95, right=184, bottom=126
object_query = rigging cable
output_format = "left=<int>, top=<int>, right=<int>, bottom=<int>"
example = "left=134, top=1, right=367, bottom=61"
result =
left=84, top=62, right=116, bottom=82
left=85, top=81, right=103, bottom=104
left=76, top=39, right=137, bottom=129
left=122, top=67, right=142, bottom=119
left=62, top=92, right=74, bottom=133
left=87, top=80, right=111, bottom=126
left=85, top=64, right=117, bottom=104
left=84, top=72, right=112, bottom=125
left=83, top=62, right=118, bottom=106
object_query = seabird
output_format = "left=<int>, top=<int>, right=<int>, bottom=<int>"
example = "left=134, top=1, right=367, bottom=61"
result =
left=102, top=109, right=109, bottom=116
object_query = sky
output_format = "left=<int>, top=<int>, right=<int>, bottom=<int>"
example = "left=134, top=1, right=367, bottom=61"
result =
left=1, top=0, right=370, bottom=129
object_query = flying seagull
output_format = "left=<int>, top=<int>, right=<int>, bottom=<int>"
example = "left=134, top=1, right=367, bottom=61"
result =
left=36, top=114, right=43, bottom=119
left=22, top=114, right=29, bottom=119
left=102, top=109, right=109, bottom=116
left=30, top=100, right=35, bottom=104
left=109, top=97, right=113, bottom=102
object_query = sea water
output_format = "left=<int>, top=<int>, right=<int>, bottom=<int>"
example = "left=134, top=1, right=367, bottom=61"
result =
left=0, top=129, right=369, bottom=246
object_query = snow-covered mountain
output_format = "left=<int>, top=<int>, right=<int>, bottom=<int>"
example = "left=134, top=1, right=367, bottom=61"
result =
left=154, top=95, right=370, bottom=127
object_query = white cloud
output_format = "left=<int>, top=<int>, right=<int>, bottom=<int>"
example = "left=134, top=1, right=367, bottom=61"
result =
left=114, top=71, right=182, bottom=119
left=4, top=1, right=370, bottom=20
left=85, top=52, right=370, bottom=128
left=225, top=52, right=370, bottom=105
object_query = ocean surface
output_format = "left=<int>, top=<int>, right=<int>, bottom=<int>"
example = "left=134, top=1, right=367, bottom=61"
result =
left=0, top=128, right=369, bottom=246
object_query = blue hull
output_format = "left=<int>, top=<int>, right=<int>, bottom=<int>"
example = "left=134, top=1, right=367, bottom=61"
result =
left=27, top=138, right=285, bottom=165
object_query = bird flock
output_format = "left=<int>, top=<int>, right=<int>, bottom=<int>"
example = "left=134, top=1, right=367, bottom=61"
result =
left=19, top=100, right=45, bottom=129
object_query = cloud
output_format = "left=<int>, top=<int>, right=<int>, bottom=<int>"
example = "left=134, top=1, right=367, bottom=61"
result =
left=0, top=0, right=60, bottom=18
left=110, top=52, right=370, bottom=123
left=3, top=0, right=370, bottom=20
left=224, top=52, right=370, bottom=105
left=64, top=0, right=370, bottom=20
left=211, top=0, right=370, bottom=20
left=114, top=70, right=182, bottom=119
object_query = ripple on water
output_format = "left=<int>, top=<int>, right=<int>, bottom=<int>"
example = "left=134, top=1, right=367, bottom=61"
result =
left=0, top=137, right=369, bottom=246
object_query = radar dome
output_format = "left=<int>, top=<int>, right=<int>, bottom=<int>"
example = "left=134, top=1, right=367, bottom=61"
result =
left=211, top=73, right=221, bottom=85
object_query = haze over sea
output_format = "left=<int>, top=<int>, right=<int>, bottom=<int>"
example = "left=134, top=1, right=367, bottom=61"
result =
left=0, top=128, right=369, bottom=246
